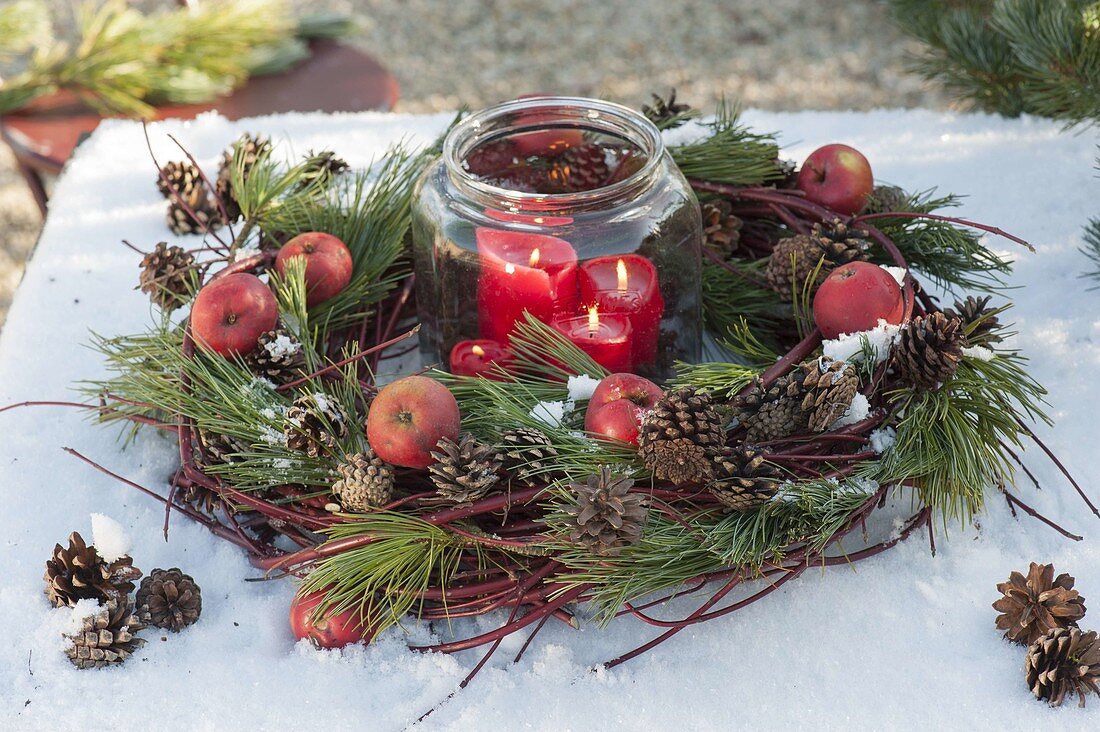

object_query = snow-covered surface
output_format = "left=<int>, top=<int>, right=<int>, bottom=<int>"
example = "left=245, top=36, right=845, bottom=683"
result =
left=1, top=109, right=1099, bottom=730
left=822, top=318, right=902, bottom=364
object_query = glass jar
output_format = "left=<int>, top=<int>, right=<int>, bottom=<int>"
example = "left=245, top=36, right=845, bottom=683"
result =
left=410, top=96, right=703, bottom=380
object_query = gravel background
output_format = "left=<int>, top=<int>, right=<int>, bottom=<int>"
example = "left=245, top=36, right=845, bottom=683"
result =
left=0, top=0, right=945, bottom=328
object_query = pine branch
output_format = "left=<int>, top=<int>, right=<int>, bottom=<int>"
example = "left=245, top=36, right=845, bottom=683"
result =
left=667, top=99, right=783, bottom=185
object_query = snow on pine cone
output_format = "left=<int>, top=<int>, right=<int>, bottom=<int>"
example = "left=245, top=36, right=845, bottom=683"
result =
left=283, top=393, right=348, bottom=458
left=139, top=242, right=195, bottom=311
left=709, top=446, right=781, bottom=511
left=44, top=531, right=141, bottom=608
left=428, top=434, right=503, bottom=505
left=1025, top=627, right=1100, bottom=707
left=564, top=467, right=648, bottom=556
left=135, top=567, right=202, bottom=632
left=638, top=386, right=725, bottom=484
left=216, top=132, right=272, bottom=222
left=246, top=327, right=306, bottom=384
left=332, top=447, right=394, bottom=511
left=790, top=357, right=859, bottom=432
left=993, top=562, right=1086, bottom=646
left=892, top=311, right=965, bottom=390
left=65, top=599, right=146, bottom=669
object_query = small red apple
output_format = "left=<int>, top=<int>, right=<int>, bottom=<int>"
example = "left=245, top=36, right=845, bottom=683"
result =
left=366, top=376, right=461, bottom=469
left=796, top=144, right=874, bottom=216
left=584, top=373, right=664, bottom=445
left=510, top=94, right=586, bottom=157
left=813, top=262, right=905, bottom=339
left=275, top=232, right=353, bottom=307
left=290, top=589, right=376, bottom=649
left=190, top=272, right=278, bottom=357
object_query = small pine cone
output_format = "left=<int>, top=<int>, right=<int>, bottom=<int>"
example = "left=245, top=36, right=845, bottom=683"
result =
left=498, top=427, right=561, bottom=484
left=135, top=568, right=202, bottom=632
left=465, top=140, right=520, bottom=177
left=156, top=160, right=203, bottom=200
left=332, top=448, right=394, bottom=511
left=945, top=295, right=1003, bottom=345
left=166, top=177, right=223, bottom=236
left=701, top=199, right=742, bottom=258
left=196, top=429, right=251, bottom=466
left=298, top=149, right=349, bottom=190
left=861, top=184, right=909, bottom=215
left=284, top=393, right=348, bottom=458
left=549, top=143, right=609, bottom=192
left=765, top=235, right=827, bottom=301
left=429, top=434, right=503, bottom=504
left=564, top=467, right=648, bottom=556
left=709, top=446, right=781, bottom=511
left=1025, top=627, right=1100, bottom=707
left=638, top=387, right=725, bottom=484
left=993, top=562, right=1086, bottom=646
left=65, top=599, right=146, bottom=670
left=246, top=328, right=306, bottom=384
left=792, top=357, right=859, bottom=432
left=893, top=312, right=965, bottom=390
left=44, top=532, right=141, bottom=608
left=139, top=242, right=195, bottom=311
left=641, top=90, right=692, bottom=129
left=733, top=376, right=808, bottom=442
left=810, top=219, right=872, bottom=266
left=216, top=132, right=272, bottom=221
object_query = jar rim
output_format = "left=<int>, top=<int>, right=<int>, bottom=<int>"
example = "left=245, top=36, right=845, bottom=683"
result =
left=441, top=95, right=666, bottom=207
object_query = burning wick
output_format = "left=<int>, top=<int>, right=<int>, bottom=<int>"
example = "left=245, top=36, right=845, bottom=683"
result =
left=587, top=305, right=600, bottom=335
left=616, top=258, right=628, bottom=292
left=529, top=248, right=541, bottom=267
left=471, top=344, right=485, bottom=358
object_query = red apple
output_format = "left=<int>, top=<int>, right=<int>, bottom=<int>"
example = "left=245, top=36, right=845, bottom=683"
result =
left=813, top=262, right=905, bottom=339
left=796, top=144, right=874, bottom=216
left=366, top=376, right=461, bottom=469
left=275, top=232, right=353, bottom=307
left=510, top=93, right=585, bottom=157
left=584, top=373, right=664, bottom=444
left=190, top=272, right=278, bottom=357
left=290, top=589, right=376, bottom=649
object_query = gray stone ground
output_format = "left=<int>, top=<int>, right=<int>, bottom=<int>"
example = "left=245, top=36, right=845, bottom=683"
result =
left=0, top=0, right=945, bottom=328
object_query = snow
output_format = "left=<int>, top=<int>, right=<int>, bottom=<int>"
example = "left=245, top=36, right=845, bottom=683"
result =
left=566, top=374, right=601, bottom=402
left=822, top=318, right=902, bottom=365
left=869, top=426, right=898, bottom=455
left=529, top=399, right=573, bottom=428
left=0, top=109, right=1099, bottom=729
left=830, top=392, right=870, bottom=429
left=964, top=345, right=996, bottom=362
left=264, top=333, right=300, bottom=358
left=881, top=264, right=908, bottom=286
left=89, top=513, right=131, bottom=563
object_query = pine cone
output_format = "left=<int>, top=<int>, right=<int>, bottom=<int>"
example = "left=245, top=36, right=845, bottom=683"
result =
left=1025, top=627, right=1100, bottom=707
left=946, top=295, right=1003, bottom=346
left=139, top=242, right=195, bottom=311
left=465, top=139, right=520, bottom=177
left=44, top=532, right=141, bottom=608
left=332, top=448, right=394, bottom=511
left=733, top=376, right=807, bottom=443
left=792, top=357, right=859, bottom=432
left=564, top=467, right=647, bottom=555
left=638, top=387, right=725, bottom=484
left=297, top=149, right=349, bottom=191
left=284, top=393, right=348, bottom=457
left=216, top=132, right=272, bottom=221
left=156, top=160, right=203, bottom=200
left=893, top=312, right=965, bottom=390
left=65, top=599, right=146, bottom=669
left=429, top=434, right=503, bottom=504
left=550, top=143, right=609, bottom=192
left=498, top=427, right=562, bottom=484
left=641, top=90, right=692, bottom=129
left=701, top=200, right=742, bottom=258
left=810, top=219, right=872, bottom=265
left=246, top=328, right=306, bottom=384
left=862, top=184, right=909, bottom=214
left=765, top=235, right=826, bottom=301
left=135, top=568, right=202, bottom=632
left=993, top=562, right=1086, bottom=646
left=710, top=446, right=781, bottom=511
left=166, top=176, right=223, bottom=236
left=196, top=429, right=251, bottom=466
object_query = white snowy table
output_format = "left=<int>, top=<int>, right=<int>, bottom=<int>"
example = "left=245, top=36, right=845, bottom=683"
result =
left=1, top=110, right=1098, bottom=731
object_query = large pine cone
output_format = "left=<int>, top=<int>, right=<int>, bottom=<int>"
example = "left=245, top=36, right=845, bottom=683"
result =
left=893, top=312, right=965, bottom=390
left=136, top=568, right=202, bottom=632
left=498, top=427, right=561, bottom=485
left=709, top=446, right=781, bottom=511
left=139, top=242, right=195, bottom=311
left=946, top=295, right=1003, bottom=346
left=791, top=357, right=859, bottom=432
left=44, top=532, right=141, bottom=608
left=1025, top=627, right=1100, bottom=707
left=216, top=132, right=272, bottom=221
left=65, top=599, right=146, bottom=669
left=701, top=199, right=742, bottom=258
left=246, top=328, right=307, bottom=384
left=564, top=467, right=648, bottom=556
left=284, top=393, right=348, bottom=457
left=638, top=387, right=725, bottom=484
left=993, top=562, right=1086, bottom=646
left=429, top=434, right=503, bottom=505
left=550, top=143, right=609, bottom=192
left=733, top=376, right=807, bottom=443
left=332, top=447, right=394, bottom=511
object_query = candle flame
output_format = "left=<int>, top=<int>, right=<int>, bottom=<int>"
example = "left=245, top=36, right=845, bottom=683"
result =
left=505, top=262, right=515, bottom=275
left=616, top=258, right=628, bottom=292
left=587, top=305, right=599, bottom=334
left=472, top=344, right=485, bottom=357
left=529, top=248, right=541, bottom=267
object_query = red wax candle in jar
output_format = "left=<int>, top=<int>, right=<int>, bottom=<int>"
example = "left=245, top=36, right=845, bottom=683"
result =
left=551, top=305, right=634, bottom=373
left=579, top=254, right=664, bottom=368
left=476, top=228, right=579, bottom=343
left=449, top=339, right=513, bottom=379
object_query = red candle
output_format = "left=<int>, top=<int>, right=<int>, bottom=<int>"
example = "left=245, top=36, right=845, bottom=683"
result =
left=551, top=305, right=634, bottom=373
left=579, top=254, right=664, bottom=368
left=449, top=339, right=513, bottom=379
left=476, top=228, right=579, bottom=343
